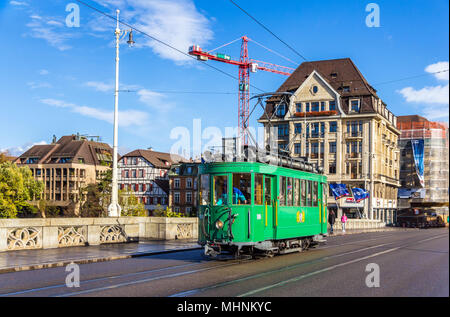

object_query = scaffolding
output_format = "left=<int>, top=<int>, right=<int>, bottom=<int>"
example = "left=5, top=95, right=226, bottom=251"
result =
left=398, top=120, right=449, bottom=220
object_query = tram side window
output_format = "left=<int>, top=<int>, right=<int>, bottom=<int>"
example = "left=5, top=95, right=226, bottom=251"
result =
left=200, top=174, right=210, bottom=205
left=214, top=175, right=228, bottom=205
left=322, top=183, right=328, bottom=206
left=294, top=178, right=300, bottom=206
left=306, top=180, right=312, bottom=206
left=300, top=179, right=306, bottom=206
left=232, top=173, right=251, bottom=205
left=264, top=176, right=271, bottom=205
left=279, top=176, right=286, bottom=206
left=312, top=181, right=318, bottom=207
left=255, top=174, right=263, bottom=205
left=287, top=177, right=293, bottom=206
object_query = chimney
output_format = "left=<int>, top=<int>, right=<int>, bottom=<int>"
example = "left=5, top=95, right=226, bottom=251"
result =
left=148, top=147, right=153, bottom=151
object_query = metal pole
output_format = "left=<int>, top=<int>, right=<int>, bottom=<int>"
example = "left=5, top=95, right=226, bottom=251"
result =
left=108, top=9, right=122, bottom=217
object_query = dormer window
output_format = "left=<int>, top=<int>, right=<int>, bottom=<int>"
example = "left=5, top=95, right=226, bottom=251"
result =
left=343, top=86, right=351, bottom=93
left=331, top=72, right=338, bottom=79
left=276, top=104, right=287, bottom=117
left=350, top=99, right=360, bottom=113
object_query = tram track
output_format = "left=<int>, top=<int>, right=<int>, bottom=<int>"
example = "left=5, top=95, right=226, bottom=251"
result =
left=0, top=229, right=442, bottom=297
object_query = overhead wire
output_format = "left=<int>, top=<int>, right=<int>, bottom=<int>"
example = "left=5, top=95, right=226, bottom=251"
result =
left=229, top=0, right=308, bottom=62
left=75, top=0, right=266, bottom=93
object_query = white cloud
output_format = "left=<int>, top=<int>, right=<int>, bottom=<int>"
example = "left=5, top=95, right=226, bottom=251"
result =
left=27, top=81, right=52, bottom=89
left=92, top=0, right=214, bottom=64
left=39, top=69, right=49, bottom=75
left=25, top=15, right=73, bottom=51
left=398, top=61, right=449, bottom=121
left=426, top=61, right=449, bottom=81
left=398, top=84, right=449, bottom=104
left=84, top=81, right=115, bottom=92
left=40, top=98, right=149, bottom=127
left=10, top=1, right=29, bottom=6
left=1, top=141, right=46, bottom=157
left=137, top=89, right=169, bottom=109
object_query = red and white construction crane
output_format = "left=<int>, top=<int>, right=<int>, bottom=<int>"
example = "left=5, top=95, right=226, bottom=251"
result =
left=189, top=36, right=295, bottom=146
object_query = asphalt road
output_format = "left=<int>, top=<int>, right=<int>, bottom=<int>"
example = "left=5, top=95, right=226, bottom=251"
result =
left=0, top=228, right=448, bottom=297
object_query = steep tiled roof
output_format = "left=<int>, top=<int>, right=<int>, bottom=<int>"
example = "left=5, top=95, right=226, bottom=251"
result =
left=397, top=115, right=429, bottom=123
left=261, top=58, right=379, bottom=119
left=16, top=135, right=113, bottom=166
left=154, top=179, right=170, bottom=194
left=121, top=149, right=186, bottom=169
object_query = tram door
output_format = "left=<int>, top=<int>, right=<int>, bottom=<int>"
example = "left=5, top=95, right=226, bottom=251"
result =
left=320, top=183, right=328, bottom=234
left=263, top=175, right=276, bottom=240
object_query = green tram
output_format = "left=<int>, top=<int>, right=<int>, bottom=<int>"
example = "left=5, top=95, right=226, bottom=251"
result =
left=198, top=161, right=328, bottom=257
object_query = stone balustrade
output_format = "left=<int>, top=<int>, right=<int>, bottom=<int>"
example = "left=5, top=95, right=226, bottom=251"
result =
left=0, top=217, right=198, bottom=252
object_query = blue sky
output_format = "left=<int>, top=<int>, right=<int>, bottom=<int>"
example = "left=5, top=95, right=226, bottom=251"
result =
left=1, top=0, right=448, bottom=157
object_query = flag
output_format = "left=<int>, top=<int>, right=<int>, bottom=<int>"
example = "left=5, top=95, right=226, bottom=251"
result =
left=351, top=188, right=369, bottom=203
left=411, top=139, right=425, bottom=187
left=329, top=183, right=350, bottom=200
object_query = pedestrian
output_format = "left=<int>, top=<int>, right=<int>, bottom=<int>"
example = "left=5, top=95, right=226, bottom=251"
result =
left=341, top=212, right=348, bottom=233
left=328, top=209, right=336, bottom=234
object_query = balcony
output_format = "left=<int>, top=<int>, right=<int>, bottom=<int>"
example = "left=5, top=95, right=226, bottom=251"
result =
left=344, top=131, right=363, bottom=139
left=346, top=152, right=362, bottom=160
left=307, top=132, right=325, bottom=140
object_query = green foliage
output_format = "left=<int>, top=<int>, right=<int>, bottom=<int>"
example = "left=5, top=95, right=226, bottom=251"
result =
left=0, top=162, right=44, bottom=218
left=120, top=191, right=147, bottom=217
left=153, top=206, right=186, bottom=218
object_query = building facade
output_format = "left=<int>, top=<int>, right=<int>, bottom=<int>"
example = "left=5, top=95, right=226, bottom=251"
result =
left=118, top=149, right=185, bottom=214
left=15, top=134, right=113, bottom=214
left=258, top=58, right=400, bottom=222
left=168, top=163, right=199, bottom=216
left=397, top=115, right=449, bottom=217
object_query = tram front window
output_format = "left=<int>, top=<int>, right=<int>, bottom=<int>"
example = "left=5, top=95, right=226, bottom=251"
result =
left=214, top=175, right=228, bottom=205
left=232, top=173, right=251, bottom=205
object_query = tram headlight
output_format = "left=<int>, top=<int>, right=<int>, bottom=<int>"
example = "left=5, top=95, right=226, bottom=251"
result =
left=215, top=219, right=224, bottom=230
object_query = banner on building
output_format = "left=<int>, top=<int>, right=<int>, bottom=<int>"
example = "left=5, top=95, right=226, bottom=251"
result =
left=351, top=188, right=370, bottom=203
left=329, top=183, right=350, bottom=200
left=411, top=139, right=425, bottom=187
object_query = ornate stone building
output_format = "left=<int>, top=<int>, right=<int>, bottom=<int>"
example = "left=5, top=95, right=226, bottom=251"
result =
left=15, top=134, right=113, bottom=214
left=118, top=149, right=185, bottom=214
left=258, top=58, right=400, bottom=221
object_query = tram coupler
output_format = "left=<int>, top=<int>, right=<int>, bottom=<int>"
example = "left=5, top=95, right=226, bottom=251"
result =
left=204, top=244, right=220, bottom=257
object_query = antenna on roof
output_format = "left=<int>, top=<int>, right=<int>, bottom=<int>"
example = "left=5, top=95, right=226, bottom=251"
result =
left=52, top=135, right=57, bottom=144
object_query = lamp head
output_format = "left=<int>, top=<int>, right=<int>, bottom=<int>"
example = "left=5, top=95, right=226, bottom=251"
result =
left=127, top=29, right=135, bottom=47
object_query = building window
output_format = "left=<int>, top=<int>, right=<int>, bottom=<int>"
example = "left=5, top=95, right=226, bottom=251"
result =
left=294, top=123, right=302, bottom=134
left=294, top=143, right=301, bottom=154
left=343, top=86, right=350, bottom=93
left=276, top=104, right=287, bottom=117
left=311, top=102, right=320, bottom=112
left=186, top=192, right=192, bottom=203
left=351, top=100, right=360, bottom=112
left=174, top=178, right=180, bottom=189
left=131, top=170, right=136, bottom=178
left=174, top=192, right=180, bottom=204
left=296, top=103, right=302, bottom=112
left=321, top=102, right=326, bottom=111
left=138, top=184, right=143, bottom=192
left=305, top=103, right=310, bottom=112
left=329, top=101, right=336, bottom=111
left=329, top=121, right=337, bottom=132
left=329, top=162, right=337, bottom=174
left=124, top=170, right=129, bottom=178
left=311, top=142, right=319, bottom=158
left=277, top=124, right=289, bottom=137
left=329, top=141, right=337, bottom=153
left=186, top=178, right=192, bottom=188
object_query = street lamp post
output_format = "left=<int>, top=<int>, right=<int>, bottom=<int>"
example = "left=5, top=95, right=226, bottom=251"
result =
left=108, top=10, right=134, bottom=217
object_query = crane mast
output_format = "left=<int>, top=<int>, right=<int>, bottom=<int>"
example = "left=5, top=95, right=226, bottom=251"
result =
left=188, top=36, right=295, bottom=146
